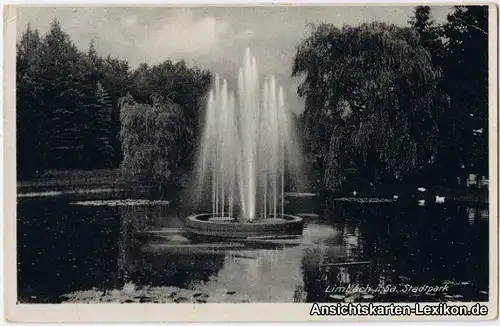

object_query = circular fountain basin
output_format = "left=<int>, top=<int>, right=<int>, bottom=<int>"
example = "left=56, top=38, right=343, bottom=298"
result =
left=185, top=213, right=304, bottom=239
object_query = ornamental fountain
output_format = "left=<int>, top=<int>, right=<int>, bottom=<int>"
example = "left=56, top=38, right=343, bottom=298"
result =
left=186, top=48, right=305, bottom=239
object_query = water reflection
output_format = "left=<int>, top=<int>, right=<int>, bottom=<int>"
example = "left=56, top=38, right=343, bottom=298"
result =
left=17, top=195, right=489, bottom=303
left=17, top=198, right=122, bottom=302
left=199, top=248, right=304, bottom=302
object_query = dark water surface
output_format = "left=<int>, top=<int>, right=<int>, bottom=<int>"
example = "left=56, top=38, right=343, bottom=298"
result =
left=17, top=194, right=489, bottom=303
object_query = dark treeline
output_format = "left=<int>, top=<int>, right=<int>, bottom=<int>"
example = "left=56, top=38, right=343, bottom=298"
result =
left=16, top=19, right=211, bottom=180
left=292, top=6, right=488, bottom=191
left=18, top=6, right=488, bottom=193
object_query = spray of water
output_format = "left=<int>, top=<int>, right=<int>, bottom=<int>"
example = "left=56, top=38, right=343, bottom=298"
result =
left=195, top=48, right=304, bottom=221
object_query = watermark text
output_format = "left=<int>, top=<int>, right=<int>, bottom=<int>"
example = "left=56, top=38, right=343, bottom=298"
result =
left=310, top=302, right=489, bottom=316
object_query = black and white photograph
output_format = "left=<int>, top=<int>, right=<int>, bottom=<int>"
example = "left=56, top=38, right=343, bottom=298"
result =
left=4, top=3, right=498, bottom=322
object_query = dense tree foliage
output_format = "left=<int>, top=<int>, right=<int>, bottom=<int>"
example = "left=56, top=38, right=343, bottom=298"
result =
left=412, top=5, right=488, bottom=185
left=441, top=6, right=489, bottom=181
left=409, top=6, right=444, bottom=65
left=16, top=19, right=211, bottom=181
left=293, top=22, right=441, bottom=189
left=293, top=6, right=489, bottom=190
left=17, top=20, right=87, bottom=174
left=128, top=61, right=212, bottom=168
left=119, top=95, right=194, bottom=194
left=18, top=7, right=489, bottom=193
left=17, top=25, right=45, bottom=177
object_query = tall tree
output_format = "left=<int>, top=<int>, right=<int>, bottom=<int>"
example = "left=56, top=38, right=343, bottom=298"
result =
left=293, top=22, right=441, bottom=189
left=410, top=6, right=433, bottom=34
left=94, top=81, right=115, bottom=167
left=16, top=25, right=44, bottom=178
left=409, top=6, right=449, bottom=185
left=409, top=6, right=444, bottom=66
left=441, top=6, right=489, bottom=182
left=32, top=19, right=87, bottom=168
left=101, top=55, right=132, bottom=166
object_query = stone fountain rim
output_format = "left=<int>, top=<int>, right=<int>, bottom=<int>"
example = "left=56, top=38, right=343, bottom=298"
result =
left=185, top=213, right=304, bottom=237
left=189, top=212, right=301, bottom=223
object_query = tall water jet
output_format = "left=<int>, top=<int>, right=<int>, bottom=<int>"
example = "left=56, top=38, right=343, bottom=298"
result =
left=278, top=86, right=286, bottom=218
left=193, top=48, right=305, bottom=223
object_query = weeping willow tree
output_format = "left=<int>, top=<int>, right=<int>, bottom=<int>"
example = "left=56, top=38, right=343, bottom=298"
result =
left=293, top=22, right=441, bottom=189
left=119, top=93, right=192, bottom=195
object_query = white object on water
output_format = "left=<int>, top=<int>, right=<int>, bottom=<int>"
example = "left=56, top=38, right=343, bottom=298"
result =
left=417, top=187, right=426, bottom=192
left=393, top=195, right=399, bottom=200
left=352, top=191, right=357, bottom=196
left=435, top=196, right=445, bottom=203
left=418, top=199, right=426, bottom=206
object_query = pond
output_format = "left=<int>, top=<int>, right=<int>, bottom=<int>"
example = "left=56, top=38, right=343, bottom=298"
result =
left=17, top=194, right=489, bottom=303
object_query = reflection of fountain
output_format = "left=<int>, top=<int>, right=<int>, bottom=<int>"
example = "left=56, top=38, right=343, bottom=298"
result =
left=344, top=225, right=363, bottom=258
left=201, top=247, right=305, bottom=302
left=119, top=207, right=226, bottom=287
left=188, top=48, right=305, bottom=238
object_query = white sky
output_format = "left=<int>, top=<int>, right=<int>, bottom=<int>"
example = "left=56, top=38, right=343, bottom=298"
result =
left=16, top=6, right=453, bottom=113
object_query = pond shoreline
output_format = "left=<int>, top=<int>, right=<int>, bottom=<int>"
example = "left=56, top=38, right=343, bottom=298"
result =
left=17, top=169, right=488, bottom=204
left=60, top=284, right=251, bottom=304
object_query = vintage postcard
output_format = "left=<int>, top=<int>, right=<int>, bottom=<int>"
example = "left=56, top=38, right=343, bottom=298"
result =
left=3, top=2, right=498, bottom=323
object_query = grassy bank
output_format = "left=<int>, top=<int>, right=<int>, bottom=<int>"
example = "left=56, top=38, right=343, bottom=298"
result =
left=17, top=169, right=141, bottom=193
